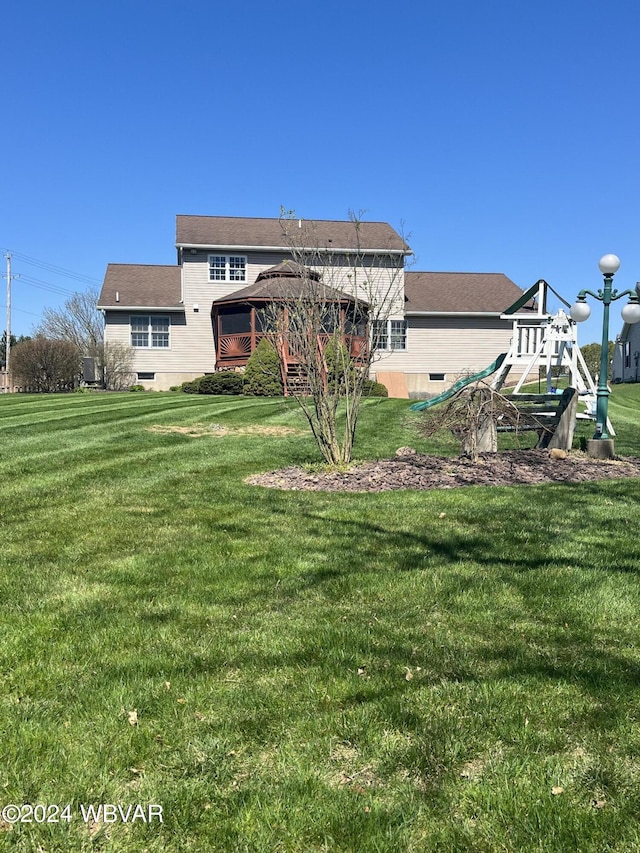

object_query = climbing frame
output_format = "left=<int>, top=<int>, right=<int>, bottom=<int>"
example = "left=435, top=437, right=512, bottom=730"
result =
left=489, top=279, right=613, bottom=435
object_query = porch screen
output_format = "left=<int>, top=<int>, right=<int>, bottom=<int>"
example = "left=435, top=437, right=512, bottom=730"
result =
left=219, top=307, right=251, bottom=335
left=345, top=305, right=367, bottom=336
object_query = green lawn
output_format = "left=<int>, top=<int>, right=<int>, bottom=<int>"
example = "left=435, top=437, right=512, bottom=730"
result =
left=0, top=387, right=639, bottom=851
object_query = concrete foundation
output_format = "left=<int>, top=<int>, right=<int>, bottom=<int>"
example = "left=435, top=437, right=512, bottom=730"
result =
left=587, top=439, right=615, bottom=460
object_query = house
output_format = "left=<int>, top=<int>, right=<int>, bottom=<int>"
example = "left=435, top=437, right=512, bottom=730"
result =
left=612, top=310, right=640, bottom=383
left=98, top=214, right=528, bottom=395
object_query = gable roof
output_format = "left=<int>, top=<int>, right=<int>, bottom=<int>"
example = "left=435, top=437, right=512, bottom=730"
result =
left=176, top=215, right=409, bottom=254
left=98, top=264, right=182, bottom=309
left=404, top=271, right=525, bottom=314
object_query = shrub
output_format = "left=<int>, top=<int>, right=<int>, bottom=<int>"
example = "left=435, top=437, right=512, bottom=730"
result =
left=11, top=337, right=80, bottom=392
left=181, top=378, right=203, bottom=393
left=362, top=379, right=388, bottom=397
left=129, top=384, right=146, bottom=392
left=243, top=339, right=283, bottom=397
left=324, top=338, right=354, bottom=393
left=102, top=341, right=135, bottom=391
left=198, top=372, right=244, bottom=395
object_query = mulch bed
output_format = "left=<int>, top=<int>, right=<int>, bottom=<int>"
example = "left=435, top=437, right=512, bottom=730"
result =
left=246, top=449, right=640, bottom=492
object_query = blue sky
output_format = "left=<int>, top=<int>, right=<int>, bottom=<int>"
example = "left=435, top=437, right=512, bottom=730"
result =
left=3, top=0, right=640, bottom=347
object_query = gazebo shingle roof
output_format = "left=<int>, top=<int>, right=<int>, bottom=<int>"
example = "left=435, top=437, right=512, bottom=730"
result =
left=212, top=260, right=358, bottom=305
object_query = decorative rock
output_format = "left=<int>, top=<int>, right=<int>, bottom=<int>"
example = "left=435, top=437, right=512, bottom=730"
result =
left=549, top=448, right=568, bottom=460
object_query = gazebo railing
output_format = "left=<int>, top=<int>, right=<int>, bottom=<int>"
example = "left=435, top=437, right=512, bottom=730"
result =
left=216, top=331, right=368, bottom=368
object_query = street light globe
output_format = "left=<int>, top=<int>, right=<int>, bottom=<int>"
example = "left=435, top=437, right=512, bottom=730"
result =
left=621, top=300, right=640, bottom=325
left=598, top=254, right=621, bottom=276
left=570, top=301, right=591, bottom=322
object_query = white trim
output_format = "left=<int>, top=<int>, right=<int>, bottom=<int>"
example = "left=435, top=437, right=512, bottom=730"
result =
left=178, top=242, right=408, bottom=255
left=499, top=312, right=546, bottom=320
left=373, top=318, right=407, bottom=352
left=208, top=253, right=247, bottom=283
left=406, top=311, right=503, bottom=317
left=130, top=314, right=171, bottom=350
left=98, top=305, right=185, bottom=311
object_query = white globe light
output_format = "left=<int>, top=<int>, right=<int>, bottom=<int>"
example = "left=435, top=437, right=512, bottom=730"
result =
left=570, top=301, right=591, bottom=322
left=621, top=301, right=640, bottom=324
left=598, top=253, right=621, bottom=275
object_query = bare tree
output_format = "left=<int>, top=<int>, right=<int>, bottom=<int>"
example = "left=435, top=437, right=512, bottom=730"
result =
left=36, top=286, right=104, bottom=355
left=35, top=286, right=135, bottom=388
left=102, top=341, right=135, bottom=390
left=263, top=211, right=408, bottom=465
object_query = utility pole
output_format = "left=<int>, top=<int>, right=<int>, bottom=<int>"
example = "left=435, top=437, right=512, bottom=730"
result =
left=5, top=252, right=11, bottom=373
left=3, top=253, right=20, bottom=381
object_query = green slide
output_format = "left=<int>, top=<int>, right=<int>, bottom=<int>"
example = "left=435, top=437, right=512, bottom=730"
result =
left=409, top=352, right=508, bottom=411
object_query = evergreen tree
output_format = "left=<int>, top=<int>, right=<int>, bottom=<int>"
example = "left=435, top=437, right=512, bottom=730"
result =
left=0, top=331, right=31, bottom=369
left=243, top=338, right=283, bottom=396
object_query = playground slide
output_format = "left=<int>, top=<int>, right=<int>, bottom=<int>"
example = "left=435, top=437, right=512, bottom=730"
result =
left=409, top=353, right=508, bottom=411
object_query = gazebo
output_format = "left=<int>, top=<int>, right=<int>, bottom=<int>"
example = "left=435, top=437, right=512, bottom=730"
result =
left=211, top=261, right=369, bottom=383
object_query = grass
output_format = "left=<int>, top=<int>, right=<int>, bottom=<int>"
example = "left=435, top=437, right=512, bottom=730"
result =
left=0, top=386, right=639, bottom=851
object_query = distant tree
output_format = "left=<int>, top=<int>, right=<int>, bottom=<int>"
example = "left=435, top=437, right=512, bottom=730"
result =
left=11, top=337, right=80, bottom=392
left=0, top=332, right=31, bottom=369
left=36, top=287, right=103, bottom=355
left=581, top=341, right=615, bottom=381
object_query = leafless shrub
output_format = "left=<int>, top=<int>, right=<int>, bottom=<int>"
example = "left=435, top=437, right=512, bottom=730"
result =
left=417, top=381, right=551, bottom=461
left=101, top=341, right=135, bottom=390
left=11, top=337, right=81, bottom=392
left=260, top=210, right=409, bottom=465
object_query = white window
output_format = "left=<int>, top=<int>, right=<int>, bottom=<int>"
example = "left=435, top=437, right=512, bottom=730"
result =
left=208, top=255, right=247, bottom=282
left=389, top=320, right=407, bottom=351
left=372, top=320, right=387, bottom=350
left=131, top=316, right=170, bottom=348
left=373, top=319, right=407, bottom=351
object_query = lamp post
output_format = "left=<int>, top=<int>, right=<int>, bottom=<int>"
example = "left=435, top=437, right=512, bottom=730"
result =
left=570, top=254, right=640, bottom=457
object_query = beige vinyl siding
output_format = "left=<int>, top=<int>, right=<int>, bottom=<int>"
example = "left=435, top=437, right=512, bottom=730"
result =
left=104, top=309, right=215, bottom=376
left=181, top=251, right=291, bottom=306
left=306, top=254, right=405, bottom=313
left=378, top=316, right=514, bottom=375
left=613, top=322, right=640, bottom=382
left=181, top=251, right=404, bottom=312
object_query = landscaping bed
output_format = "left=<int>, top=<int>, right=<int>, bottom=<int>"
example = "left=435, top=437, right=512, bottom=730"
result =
left=248, top=448, right=640, bottom=491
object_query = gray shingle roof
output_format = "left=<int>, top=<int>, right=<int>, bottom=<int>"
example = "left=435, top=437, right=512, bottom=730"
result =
left=98, top=264, right=182, bottom=309
left=404, top=271, right=525, bottom=313
left=176, top=215, right=409, bottom=253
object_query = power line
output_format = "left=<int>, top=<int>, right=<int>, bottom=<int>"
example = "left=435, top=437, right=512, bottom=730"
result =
left=0, top=304, right=43, bottom=319
left=1, top=249, right=101, bottom=286
left=19, top=274, right=79, bottom=297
